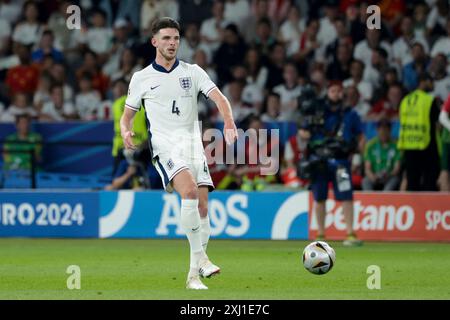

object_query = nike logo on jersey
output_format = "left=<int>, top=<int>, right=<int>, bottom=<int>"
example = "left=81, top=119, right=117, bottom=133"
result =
left=192, top=226, right=200, bottom=232
left=150, top=85, right=160, bottom=90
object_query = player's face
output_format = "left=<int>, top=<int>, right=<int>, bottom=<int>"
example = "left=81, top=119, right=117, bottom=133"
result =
left=152, top=28, right=180, bottom=61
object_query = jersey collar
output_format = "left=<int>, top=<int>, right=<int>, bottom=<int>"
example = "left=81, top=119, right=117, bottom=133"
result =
left=152, top=59, right=179, bottom=73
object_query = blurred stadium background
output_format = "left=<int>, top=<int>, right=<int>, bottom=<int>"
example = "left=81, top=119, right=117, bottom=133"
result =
left=0, top=0, right=449, bottom=299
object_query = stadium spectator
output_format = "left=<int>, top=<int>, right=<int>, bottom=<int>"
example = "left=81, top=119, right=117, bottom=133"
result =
left=353, top=28, right=392, bottom=68
left=317, top=0, right=339, bottom=48
left=178, top=23, right=210, bottom=64
left=293, top=17, right=324, bottom=66
left=12, top=1, right=43, bottom=46
left=273, top=62, right=302, bottom=116
left=225, top=0, right=252, bottom=38
left=244, top=47, right=268, bottom=90
left=344, top=85, right=370, bottom=121
left=47, top=1, right=75, bottom=52
left=260, top=91, right=289, bottom=122
left=378, top=0, right=405, bottom=32
left=2, top=113, right=42, bottom=171
left=282, top=123, right=311, bottom=188
left=426, top=0, right=449, bottom=39
left=0, top=13, right=11, bottom=54
left=39, top=84, right=76, bottom=122
left=76, top=50, right=110, bottom=97
left=369, top=83, right=403, bottom=121
left=33, top=72, right=53, bottom=111
left=347, top=1, right=371, bottom=45
left=430, top=19, right=450, bottom=60
left=103, top=18, right=137, bottom=78
left=362, top=119, right=401, bottom=191
left=310, top=67, right=328, bottom=98
left=179, top=0, right=213, bottom=28
left=31, top=30, right=64, bottom=64
left=110, top=48, right=141, bottom=83
left=5, top=43, right=39, bottom=97
left=49, top=62, right=74, bottom=103
left=194, top=49, right=218, bottom=85
left=0, top=92, right=37, bottom=123
left=252, top=17, right=277, bottom=58
left=392, top=16, right=429, bottom=68
left=225, top=64, right=263, bottom=114
left=277, top=5, right=305, bottom=57
left=402, top=42, right=430, bottom=91
left=324, top=16, right=352, bottom=65
left=264, top=42, right=286, bottom=90
left=438, top=94, right=450, bottom=191
left=229, top=115, right=278, bottom=191
left=412, top=2, right=428, bottom=39
left=76, top=9, right=113, bottom=62
left=0, top=0, right=21, bottom=25
left=200, top=0, right=229, bottom=54
left=264, top=0, right=290, bottom=26
left=326, top=42, right=353, bottom=82
left=213, top=23, right=247, bottom=86
left=364, top=47, right=390, bottom=90
left=141, top=0, right=179, bottom=35
left=98, top=0, right=142, bottom=29
left=372, top=67, right=399, bottom=103
left=226, top=79, right=254, bottom=122
left=397, top=73, right=440, bottom=191
left=429, top=53, right=450, bottom=102
left=75, top=73, right=102, bottom=121
left=343, top=59, right=373, bottom=102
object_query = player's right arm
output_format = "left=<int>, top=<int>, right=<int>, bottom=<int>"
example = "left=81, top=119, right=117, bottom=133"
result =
left=120, top=107, right=137, bottom=150
left=120, top=72, right=142, bottom=150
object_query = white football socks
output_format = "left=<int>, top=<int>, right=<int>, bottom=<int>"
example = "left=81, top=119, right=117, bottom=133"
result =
left=200, top=216, right=211, bottom=251
left=180, top=199, right=206, bottom=275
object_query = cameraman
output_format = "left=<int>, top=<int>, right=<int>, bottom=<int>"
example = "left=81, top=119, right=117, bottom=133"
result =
left=301, top=82, right=364, bottom=246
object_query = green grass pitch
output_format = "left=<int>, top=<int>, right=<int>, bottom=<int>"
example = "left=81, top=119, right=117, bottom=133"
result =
left=0, top=239, right=449, bottom=300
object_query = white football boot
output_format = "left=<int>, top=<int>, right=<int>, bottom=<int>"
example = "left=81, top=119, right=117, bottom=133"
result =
left=198, top=259, right=221, bottom=278
left=186, top=274, right=208, bottom=290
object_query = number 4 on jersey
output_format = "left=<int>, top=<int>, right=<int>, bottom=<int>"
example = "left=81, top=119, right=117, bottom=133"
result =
left=172, top=100, right=180, bottom=116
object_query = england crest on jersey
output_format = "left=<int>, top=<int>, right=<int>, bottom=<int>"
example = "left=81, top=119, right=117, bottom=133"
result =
left=179, top=77, right=192, bottom=90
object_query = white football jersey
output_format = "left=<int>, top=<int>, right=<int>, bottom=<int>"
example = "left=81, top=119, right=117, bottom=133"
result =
left=125, top=59, right=216, bottom=160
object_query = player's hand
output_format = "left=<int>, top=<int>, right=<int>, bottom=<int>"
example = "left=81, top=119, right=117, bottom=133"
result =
left=122, top=130, right=136, bottom=150
left=224, top=120, right=238, bottom=145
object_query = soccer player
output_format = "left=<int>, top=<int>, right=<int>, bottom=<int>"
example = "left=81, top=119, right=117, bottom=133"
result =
left=120, top=17, right=238, bottom=290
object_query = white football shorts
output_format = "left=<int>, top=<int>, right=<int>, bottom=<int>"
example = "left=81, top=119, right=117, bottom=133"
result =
left=153, top=152, right=214, bottom=193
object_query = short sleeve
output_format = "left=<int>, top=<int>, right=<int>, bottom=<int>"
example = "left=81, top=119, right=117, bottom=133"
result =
left=193, top=64, right=217, bottom=98
left=125, top=73, right=142, bottom=111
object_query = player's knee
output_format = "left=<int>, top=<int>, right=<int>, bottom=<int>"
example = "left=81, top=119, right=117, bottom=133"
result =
left=182, top=184, right=198, bottom=199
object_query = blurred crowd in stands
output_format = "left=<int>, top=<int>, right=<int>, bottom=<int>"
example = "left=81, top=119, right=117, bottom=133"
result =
left=0, top=0, right=449, bottom=192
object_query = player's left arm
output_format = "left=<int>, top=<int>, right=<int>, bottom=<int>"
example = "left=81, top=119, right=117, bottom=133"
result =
left=208, top=88, right=238, bottom=145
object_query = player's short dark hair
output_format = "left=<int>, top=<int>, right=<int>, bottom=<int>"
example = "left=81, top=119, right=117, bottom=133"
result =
left=151, top=17, right=180, bottom=37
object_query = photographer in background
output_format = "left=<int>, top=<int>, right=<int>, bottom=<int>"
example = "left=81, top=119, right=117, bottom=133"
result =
left=298, top=82, right=364, bottom=246
left=104, top=147, right=151, bottom=190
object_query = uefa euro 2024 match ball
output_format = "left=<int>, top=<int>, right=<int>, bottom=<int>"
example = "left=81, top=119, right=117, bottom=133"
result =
left=302, top=241, right=336, bottom=275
